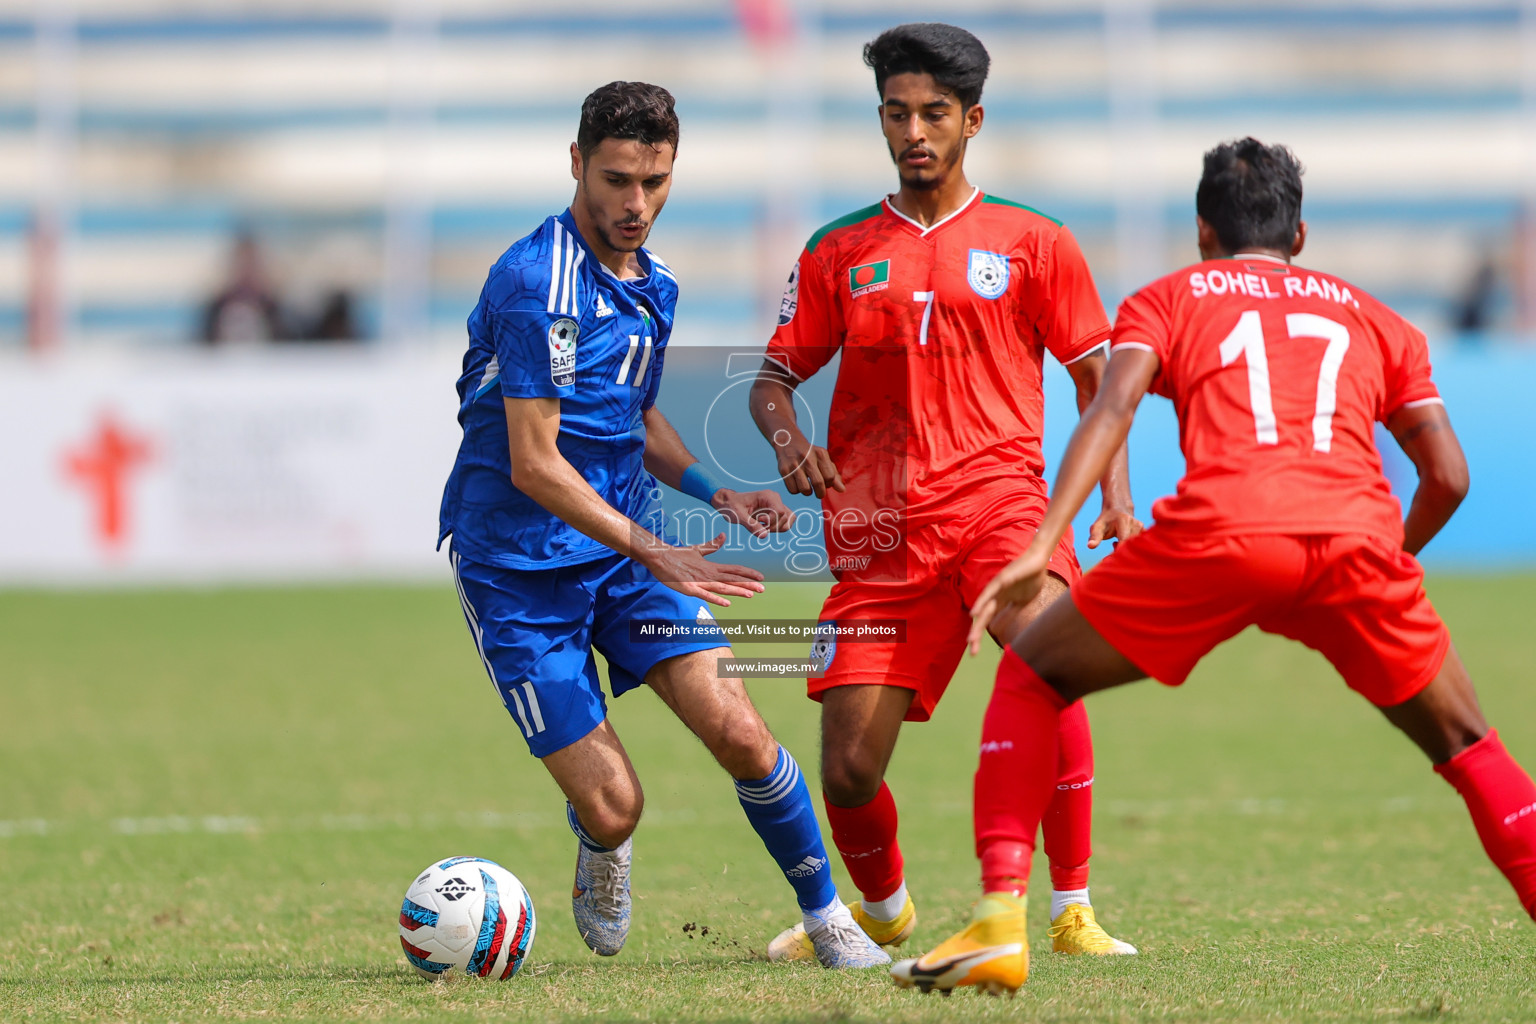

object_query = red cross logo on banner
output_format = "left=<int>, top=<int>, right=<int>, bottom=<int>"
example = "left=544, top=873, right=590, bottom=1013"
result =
left=61, top=411, right=156, bottom=553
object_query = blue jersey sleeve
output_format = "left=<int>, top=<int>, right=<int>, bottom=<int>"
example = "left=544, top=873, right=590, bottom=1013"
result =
left=492, top=306, right=579, bottom=400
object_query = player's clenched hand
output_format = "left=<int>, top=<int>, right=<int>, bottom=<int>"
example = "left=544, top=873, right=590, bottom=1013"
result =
left=966, top=550, right=1052, bottom=655
left=774, top=436, right=845, bottom=499
left=713, top=488, right=795, bottom=538
left=1088, top=505, right=1143, bottom=549
left=643, top=533, right=766, bottom=608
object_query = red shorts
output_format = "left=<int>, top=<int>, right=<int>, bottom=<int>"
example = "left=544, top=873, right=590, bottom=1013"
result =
left=809, top=490, right=1081, bottom=722
left=1071, top=527, right=1451, bottom=708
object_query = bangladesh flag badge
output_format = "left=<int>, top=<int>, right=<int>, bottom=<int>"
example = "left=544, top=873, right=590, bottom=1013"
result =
left=848, top=259, right=890, bottom=298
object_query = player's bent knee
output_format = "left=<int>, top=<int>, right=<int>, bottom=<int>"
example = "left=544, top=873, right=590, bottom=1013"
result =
left=708, top=713, right=777, bottom=780
left=1010, top=593, right=1146, bottom=702
left=821, top=753, right=884, bottom=808
left=1381, top=647, right=1491, bottom=765
left=583, top=787, right=644, bottom=847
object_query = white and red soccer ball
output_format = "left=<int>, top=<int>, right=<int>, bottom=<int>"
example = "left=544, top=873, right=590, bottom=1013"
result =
left=399, top=856, right=536, bottom=980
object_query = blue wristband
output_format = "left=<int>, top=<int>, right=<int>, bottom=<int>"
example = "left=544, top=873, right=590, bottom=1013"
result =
left=679, top=462, right=726, bottom=505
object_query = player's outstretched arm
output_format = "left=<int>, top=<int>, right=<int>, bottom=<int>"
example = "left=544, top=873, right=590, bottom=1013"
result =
left=504, top=396, right=765, bottom=606
left=748, top=359, right=844, bottom=498
left=966, top=348, right=1159, bottom=654
left=1387, top=401, right=1470, bottom=556
left=640, top=406, right=793, bottom=538
left=1064, top=348, right=1143, bottom=548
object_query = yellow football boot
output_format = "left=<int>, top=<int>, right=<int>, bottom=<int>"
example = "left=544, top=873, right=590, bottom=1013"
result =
left=854, top=895, right=918, bottom=947
left=1048, top=903, right=1138, bottom=955
left=766, top=895, right=917, bottom=962
left=890, top=893, right=1027, bottom=996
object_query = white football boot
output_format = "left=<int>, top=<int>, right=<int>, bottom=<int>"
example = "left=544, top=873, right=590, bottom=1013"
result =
left=803, top=899, right=893, bottom=969
left=571, top=837, right=632, bottom=956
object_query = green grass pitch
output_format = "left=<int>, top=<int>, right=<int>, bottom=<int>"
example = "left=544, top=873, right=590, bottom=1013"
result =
left=2, top=576, right=1533, bottom=1022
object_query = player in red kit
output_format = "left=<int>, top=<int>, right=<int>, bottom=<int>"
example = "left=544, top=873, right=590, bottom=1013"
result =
left=750, top=23, right=1140, bottom=960
left=893, top=138, right=1536, bottom=995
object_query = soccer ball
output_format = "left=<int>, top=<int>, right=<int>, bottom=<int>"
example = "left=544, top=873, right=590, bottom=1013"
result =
left=399, top=856, right=536, bottom=980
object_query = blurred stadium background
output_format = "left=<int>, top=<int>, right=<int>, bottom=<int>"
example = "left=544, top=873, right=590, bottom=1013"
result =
left=3, top=0, right=1536, bottom=585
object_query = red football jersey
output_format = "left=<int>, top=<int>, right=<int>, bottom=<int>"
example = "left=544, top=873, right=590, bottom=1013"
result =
left=1112, top=255, right=1442, bottom=541
left=767, top=190, right=1110, bottom=529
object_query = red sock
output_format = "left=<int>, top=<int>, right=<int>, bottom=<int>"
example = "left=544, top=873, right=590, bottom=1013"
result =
left=1045, top=699, right=1094, bottom=891
left=824, top=781, right=904, bottom=903
left=975, top=647, right=1069, bottom=896
left=1434, top=729, right=1536, bottom=919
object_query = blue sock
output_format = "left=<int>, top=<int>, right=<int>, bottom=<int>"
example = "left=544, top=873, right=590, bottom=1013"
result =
left=566, top=802, right=613, bottom=853
left=734, top=746, right=838, bottom=911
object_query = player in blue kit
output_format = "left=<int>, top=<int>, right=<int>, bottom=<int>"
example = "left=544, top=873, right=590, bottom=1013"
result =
left=438, top=81, right=889, bottom=968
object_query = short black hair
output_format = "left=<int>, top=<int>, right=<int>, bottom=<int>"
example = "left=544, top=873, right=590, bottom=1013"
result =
left=1196, top=137, right=1305, bottom=253
left=863, top=23, right=989, bottom=108
left=576, top=81, right=680, bottom=162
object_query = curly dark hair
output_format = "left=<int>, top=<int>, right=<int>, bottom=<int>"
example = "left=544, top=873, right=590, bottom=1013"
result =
left=576, top=81, right=680, bottom=161
left=1197, top=137, right=1306, bottom=253
left=863, top=23, right=990, bottom=108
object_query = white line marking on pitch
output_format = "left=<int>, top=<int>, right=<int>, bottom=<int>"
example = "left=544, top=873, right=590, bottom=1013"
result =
left=0, top=797, right=1453, bottom=843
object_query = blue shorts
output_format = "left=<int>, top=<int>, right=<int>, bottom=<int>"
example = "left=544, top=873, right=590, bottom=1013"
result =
left=449, top=545, right=730, bottom=757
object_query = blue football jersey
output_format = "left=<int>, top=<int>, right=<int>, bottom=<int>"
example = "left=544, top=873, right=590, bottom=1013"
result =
left=439, top=209, right=679, bottom=569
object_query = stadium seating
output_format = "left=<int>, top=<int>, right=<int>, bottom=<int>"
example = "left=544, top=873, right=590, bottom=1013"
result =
left=0, top=1, right=1530, bottom=348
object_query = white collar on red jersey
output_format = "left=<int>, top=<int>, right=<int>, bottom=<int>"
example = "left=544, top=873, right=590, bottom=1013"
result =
left=1231, top=252, right=1289, bottom=265
left=883, top=187, right=981, bottom=236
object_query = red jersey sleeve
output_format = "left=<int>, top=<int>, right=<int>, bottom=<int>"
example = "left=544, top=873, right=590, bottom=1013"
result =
left=1037, top=226, right=1111, bottom=364
left=1377, top=311, right=1441, bottom=420
left=765, top=248, right=842, bottom=381
left=1110, top=278, right=1174, bottom=396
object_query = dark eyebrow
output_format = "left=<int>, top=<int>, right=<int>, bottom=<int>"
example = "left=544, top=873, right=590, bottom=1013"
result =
left=600, top=169, right=671, bottom=180
left=884, top=98, right=955, bottom=109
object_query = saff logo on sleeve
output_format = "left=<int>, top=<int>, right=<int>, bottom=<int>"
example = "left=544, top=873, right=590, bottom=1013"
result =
left=778, top=260, right=801, bottom=325
left=548, top=318, right=578, bottom=386
left=848, top=259, right=890, bottom=298
left=967, top=249, right=1010, bottom=299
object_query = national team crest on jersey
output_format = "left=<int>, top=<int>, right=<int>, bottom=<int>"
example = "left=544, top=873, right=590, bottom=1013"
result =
left=548, top=318, right=577, bottom=386
left=778, top=260, right=800, bottom=325
left=848, top=260, right=890, bottom=298
left=810, top=621, right=836, bottom=673
left=967, top=249, right=1009, bottom=299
